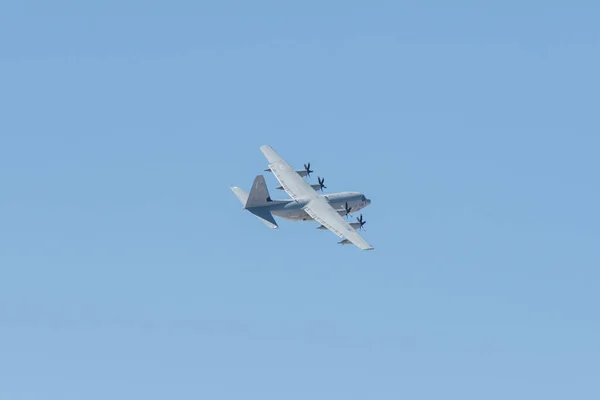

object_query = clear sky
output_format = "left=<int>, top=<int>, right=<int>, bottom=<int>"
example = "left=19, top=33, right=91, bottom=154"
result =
left=1, top=1, right=599, bottom=399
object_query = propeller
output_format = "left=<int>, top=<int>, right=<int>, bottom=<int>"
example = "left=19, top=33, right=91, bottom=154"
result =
left=343, top=202, right=352, bottom=218
left=317, top=176, right=326, bottom=191
left=356, top=214, right=367, bottom=230
left=303, top=162, right=313, bottom=178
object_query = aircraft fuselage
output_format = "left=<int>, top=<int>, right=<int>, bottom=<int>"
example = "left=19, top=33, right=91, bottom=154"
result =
left=264, top=191, right=371, bottom=221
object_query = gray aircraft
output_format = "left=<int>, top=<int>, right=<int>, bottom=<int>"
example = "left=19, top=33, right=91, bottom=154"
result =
left=231, top=145, right=374, bottom=250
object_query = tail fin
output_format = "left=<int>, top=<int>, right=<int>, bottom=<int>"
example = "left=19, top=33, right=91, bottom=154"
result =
left=231, top=175, right=272, bottom=209
left=245, top=175, right=272, bottom=208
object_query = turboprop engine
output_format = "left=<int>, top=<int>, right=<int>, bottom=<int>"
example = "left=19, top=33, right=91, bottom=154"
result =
left=276, top=176, right=327, bottom=192
left=317, top=214, right=367, bottom=231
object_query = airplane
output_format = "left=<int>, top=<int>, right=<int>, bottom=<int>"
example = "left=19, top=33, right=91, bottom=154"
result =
left=231, top=145, right=374, bottom=250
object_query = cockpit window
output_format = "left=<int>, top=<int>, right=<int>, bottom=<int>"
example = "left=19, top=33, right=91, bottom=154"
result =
left=361, top=195, right=366, bottom=201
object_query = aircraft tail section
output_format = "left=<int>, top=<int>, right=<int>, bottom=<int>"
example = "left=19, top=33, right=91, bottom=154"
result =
left=231, top=183, right=279, bottom=228
left=248, top=207, right=278, bottom=229
left=231, top=175, right=273, bottom=209
left=231, top=186, right=249, bottom=206
left=245, top=175, right=273, bottom=208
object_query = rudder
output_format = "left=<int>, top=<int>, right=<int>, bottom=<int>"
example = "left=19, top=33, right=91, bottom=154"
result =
left=245, top=175, right=272, bottom=207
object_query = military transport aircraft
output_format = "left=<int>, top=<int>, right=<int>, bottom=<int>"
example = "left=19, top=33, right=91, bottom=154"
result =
left=231, top=145, right=374, bottom=250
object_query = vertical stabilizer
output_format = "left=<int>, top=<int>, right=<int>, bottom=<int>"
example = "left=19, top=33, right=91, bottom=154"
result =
left=245, top=175, right=272, bottom=208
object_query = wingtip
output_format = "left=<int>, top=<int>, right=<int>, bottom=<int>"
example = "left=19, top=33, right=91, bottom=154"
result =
left=260, top=144, right=277, bottom=153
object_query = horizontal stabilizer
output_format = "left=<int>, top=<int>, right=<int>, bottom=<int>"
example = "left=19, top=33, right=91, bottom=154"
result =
left=231, top=187, right=249, bottom=206
left=248, top=208, right=278, bottom=229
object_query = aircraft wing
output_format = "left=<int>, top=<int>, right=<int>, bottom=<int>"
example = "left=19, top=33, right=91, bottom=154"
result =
left=259, top=145, right=318, bottom=201
left=303, top=197, right=374, bottom=250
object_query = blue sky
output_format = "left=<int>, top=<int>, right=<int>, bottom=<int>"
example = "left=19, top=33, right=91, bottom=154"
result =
left=1, top=1, right=599, bottom=399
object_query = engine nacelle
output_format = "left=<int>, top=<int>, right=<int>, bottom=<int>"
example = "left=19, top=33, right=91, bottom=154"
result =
left=266, top=167, right=309, bottom=177
left=276, top=183, right=323, bottom=191
left=317, top=222, right=361, bottom=230
left=349, top=222, right=362, bottom=230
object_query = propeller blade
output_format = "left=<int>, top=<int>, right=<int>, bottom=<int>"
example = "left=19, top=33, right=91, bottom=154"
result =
left=344, top=202, right=352, bottom=218
left=356, top=214, right=366, bottom=230
left=304, top=162, right=313, bottom=177
left=316, top=176, right=326, bottom=191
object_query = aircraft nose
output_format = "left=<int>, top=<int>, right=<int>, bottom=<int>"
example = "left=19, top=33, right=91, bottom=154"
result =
left=366, top=198, right=371, bottom=205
